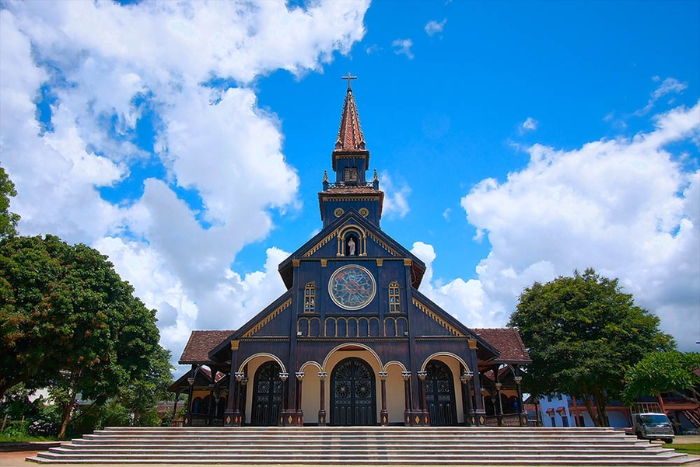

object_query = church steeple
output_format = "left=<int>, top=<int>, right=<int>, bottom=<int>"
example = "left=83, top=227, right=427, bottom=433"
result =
left=319, top=75, right=383, bottom=228
left=334, top=73, right=367, bottom=155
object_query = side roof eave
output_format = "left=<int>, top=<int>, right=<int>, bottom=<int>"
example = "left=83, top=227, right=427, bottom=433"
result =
left=472, top=327, right=532, bottom=365
left=410, top=288, right=501, bottom=362
left=208, top=290, right=293, bottom=361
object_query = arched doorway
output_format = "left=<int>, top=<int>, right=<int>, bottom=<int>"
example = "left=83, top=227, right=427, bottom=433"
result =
left=425, top=360, right=457, bottom=426
left=251, top=361, right=282, bottom=426
left=331, top=357, right=376, bottom=425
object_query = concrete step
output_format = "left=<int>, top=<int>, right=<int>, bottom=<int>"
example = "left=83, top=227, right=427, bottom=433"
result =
left=26, top=426, right=698, bottom=466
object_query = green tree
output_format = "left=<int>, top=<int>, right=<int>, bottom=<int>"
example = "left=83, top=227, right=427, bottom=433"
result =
left=0, top=234, right=170, bottom=438
left=508, top=268, right=674, bottom=426
left=0, top=166, right=20, bottom=238
left=622, top=351, right=700, bottom=405
left=115, top=345, right=173, bottom=426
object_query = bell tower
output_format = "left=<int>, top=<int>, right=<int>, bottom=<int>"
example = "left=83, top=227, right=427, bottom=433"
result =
left=319, top=74, right=384, bottom=228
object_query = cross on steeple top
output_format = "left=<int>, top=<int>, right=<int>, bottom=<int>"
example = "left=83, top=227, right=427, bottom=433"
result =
left=342, top=72, right=357, bottom=90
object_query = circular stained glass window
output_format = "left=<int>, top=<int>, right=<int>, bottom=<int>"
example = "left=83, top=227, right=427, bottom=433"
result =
left=328, top=264, right=376, bottom=310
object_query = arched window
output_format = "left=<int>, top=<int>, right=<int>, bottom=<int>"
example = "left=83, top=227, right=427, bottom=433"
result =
left=389, top=281, right=401, bottom=312
left=304, top=282, right=315, bottom=313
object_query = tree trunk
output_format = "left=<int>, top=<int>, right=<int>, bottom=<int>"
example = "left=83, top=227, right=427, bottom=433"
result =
left=57, top=391, right=77, bottom=440
left=582, top=395, right=601, bottom=427
left=592, top=389, right=609, bottom=427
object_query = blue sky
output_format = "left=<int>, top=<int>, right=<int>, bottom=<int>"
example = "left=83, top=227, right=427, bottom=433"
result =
left=1, top=0, right=698, bottom=368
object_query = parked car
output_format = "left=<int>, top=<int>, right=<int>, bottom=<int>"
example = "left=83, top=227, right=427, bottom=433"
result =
left=632, top=413, right=675, bottom=443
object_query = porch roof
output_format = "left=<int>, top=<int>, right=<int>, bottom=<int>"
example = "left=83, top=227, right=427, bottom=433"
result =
left=179, top=330, right=236, bottom=364
left=473, top=328, right=531, bottom=364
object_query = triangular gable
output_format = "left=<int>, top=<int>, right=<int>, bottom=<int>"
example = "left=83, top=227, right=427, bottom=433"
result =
left=410, top=289, right=500, bottom=361
left=278, top=209, right=426, bottom=288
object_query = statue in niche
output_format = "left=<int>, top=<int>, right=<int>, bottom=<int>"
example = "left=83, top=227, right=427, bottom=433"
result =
left=347, top=237, right=356, bottom=256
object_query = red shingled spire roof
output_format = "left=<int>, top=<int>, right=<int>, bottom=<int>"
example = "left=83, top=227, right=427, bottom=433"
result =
left=334, top=74, right=366, bottom=152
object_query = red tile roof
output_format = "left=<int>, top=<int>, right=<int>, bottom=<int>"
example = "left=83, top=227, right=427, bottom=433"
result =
left=179, top=330, right=235, bottom=364
left=473, top=328, right=531, bottom=363
left=334, top=88, right=366, bottom=152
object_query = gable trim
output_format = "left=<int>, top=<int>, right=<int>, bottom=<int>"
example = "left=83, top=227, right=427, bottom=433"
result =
left=412, top=297, right=465, bottom=337
left=367, top=230, right=399, bottom=256
left=303, top=229, right=338, bottom=257
left=242, top=297, right=293, bottom=338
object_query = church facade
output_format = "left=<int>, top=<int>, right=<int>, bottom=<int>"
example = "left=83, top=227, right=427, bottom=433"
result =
left=170, top=79, right=531, bottom=428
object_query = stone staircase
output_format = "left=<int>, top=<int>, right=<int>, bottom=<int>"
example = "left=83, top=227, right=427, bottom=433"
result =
left=27, top=426, right=697, bottom=465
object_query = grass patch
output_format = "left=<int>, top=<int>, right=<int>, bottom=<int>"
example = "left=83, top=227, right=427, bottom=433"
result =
left=664, top=443, right=700, bottom=455
left=0, top=433, right=57, bottom=443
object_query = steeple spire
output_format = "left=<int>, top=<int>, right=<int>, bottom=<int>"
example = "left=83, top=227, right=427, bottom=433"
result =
left=334, top=73, right=366, bottom=152
left=319, top=76, right=382, bottom=228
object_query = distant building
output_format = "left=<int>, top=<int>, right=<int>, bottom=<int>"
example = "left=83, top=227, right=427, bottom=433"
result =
left=536, top=394, right=699, bottom=433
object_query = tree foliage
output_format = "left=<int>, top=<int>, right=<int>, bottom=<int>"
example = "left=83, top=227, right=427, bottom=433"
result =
left=508, top=268, right=674, bottom=426
left=622, top=351, right=700, bottom=405
left=0, top=234, right=171, bottom=438
left=0, top=166, right=20, bottom=239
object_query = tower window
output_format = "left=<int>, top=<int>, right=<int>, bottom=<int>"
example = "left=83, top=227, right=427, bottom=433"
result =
left=344, top=167, right=358, bottom=183
left=389, top=281, right=401, bottom=313
left=304, top=282, right=316, bottom=313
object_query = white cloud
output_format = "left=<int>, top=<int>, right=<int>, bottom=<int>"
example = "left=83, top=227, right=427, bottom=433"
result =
left=380, top=171, right=411, bottom=218
left=425, top=19, right=447, bottom=37
left=392, top=39, right=414, bottom=60
left=0, top=0, right=370, bottom=367
left=521, top=117, right=538, bottom=132
left=416, top=101, right=700, bottom=351
left=635, top=77, right=688, bottom=116
left=365, top=44, right=380, bottom=54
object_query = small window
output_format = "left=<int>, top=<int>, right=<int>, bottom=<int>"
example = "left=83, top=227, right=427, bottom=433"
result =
left=344, top=167, right=358, bottom=182
left=389, top=281, right=401, bottom=312
left=304, top=282, right=315, bottom=313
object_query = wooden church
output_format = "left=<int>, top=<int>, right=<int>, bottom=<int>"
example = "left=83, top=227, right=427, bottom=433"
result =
left=170, top=77, right=531, bottom=428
